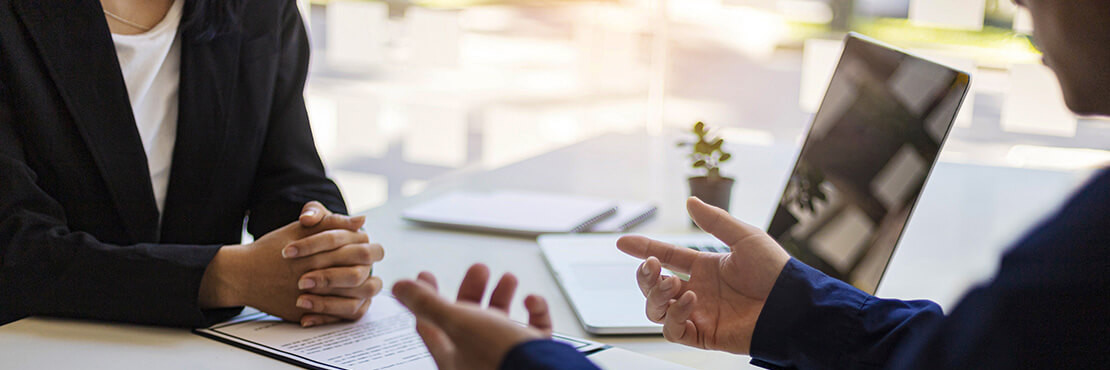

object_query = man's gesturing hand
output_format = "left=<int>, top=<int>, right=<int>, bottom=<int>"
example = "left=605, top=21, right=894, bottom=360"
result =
left=392, top=264, right=552, bottom=370
left=617, top=197, right=790, bottom=354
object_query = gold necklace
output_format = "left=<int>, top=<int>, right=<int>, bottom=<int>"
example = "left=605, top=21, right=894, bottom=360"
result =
left=103, top=8, right=153, bottom=32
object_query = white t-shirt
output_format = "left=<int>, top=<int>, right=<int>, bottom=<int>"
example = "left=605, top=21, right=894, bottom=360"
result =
left=110, top=0, right=184, bottom=217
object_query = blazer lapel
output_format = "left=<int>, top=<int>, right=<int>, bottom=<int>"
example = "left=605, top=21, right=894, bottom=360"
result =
left=160, top=8, right=239, bottom=242
left=14, top=0, right=160, bottom=242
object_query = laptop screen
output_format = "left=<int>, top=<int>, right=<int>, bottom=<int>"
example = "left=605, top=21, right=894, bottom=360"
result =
left=767, top=34, right=970, bottom=294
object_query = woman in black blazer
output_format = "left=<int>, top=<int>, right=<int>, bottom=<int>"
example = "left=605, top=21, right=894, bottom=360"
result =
left=0, top=0, right=383, bottom=327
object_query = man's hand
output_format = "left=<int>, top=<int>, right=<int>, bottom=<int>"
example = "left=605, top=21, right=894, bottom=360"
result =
left=199, top=202, right=384, bottom=326
left=617, top=197, right=790, bottom=354
left=392, top=264, right=552, bottom=370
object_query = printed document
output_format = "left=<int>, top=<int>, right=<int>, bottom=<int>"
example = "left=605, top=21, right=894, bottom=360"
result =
left=195, top=296, right=606, bottom=370
left=196, top=296, right=432, bottom=370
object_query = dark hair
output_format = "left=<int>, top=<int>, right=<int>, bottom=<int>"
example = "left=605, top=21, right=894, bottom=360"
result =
left=182, top=0, right=245, bottom=41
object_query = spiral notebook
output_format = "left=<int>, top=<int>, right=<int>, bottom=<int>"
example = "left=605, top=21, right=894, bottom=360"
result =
left=584, top=201, right=657, bottom=233
left=402, top=191, right=620, bottom=237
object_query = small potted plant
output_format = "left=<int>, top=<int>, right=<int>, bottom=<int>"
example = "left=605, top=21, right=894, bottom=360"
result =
left=679, top=121, right=734, bottom=212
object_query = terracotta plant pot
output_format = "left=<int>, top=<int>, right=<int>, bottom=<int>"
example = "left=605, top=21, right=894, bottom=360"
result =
left=688, top=176, right=735, bottom=213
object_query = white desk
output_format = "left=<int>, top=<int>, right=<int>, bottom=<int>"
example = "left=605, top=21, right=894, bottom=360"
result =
left=0, top=133, right=1090, bottom=369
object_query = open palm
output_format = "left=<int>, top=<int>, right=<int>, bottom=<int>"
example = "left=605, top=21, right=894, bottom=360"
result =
left=617, top=197, right=790, bottom=354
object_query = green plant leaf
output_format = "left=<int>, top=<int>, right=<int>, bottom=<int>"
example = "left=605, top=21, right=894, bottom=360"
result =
left=693, top=159, right=707, bottom=168
left=719, top=153, right=731, bottom=162
left=711, top=138, right=723, bottom=150
left=695, top=142, right=710, bottom=154
left=694, top=121, right=705, bottom=135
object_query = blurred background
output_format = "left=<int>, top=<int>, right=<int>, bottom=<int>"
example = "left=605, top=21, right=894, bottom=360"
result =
left=293, top=0, right=1110, bottom=213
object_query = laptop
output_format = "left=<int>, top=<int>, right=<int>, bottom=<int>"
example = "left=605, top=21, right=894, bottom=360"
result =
left=540, top=33, right=972, bottom=335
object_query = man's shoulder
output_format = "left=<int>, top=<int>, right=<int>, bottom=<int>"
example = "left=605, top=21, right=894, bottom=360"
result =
left=998, top=168, right=1110, bottom=286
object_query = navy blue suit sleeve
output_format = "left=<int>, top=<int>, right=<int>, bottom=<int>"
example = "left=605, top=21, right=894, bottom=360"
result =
left=885, top=169, right=1110, bottom=369
left=749, top=259, right=943, bottom=370
left=750, top=169, right=1110, bottom=369
left=500, top=340, right=601, bottom=370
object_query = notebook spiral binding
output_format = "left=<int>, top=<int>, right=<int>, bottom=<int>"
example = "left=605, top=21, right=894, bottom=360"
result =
left=572, top=207, right=618, bottom=233
left=618, top=207, right=658, bottom=231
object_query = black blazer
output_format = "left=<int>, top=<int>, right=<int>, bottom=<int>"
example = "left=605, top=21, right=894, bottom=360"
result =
left=0, top=0, right=346, bottom=327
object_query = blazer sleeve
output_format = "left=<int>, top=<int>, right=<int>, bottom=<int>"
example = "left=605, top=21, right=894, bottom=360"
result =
left=500, top=340, right=601, bottom=370
left=883, top=169, right=1110, bottom=369
left=751, top=170, right=1110, bottom=370
left=0, top=78, right=238, bottom=328
left=748, top=259, right=944, bottom=370
left=246, top=0, right=346, bottom=237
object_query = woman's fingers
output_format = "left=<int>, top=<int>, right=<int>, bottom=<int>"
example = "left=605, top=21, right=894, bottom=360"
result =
left=295, top=243, right=384, bottom=273
left=300, top=274, right=383, bottom=299
left=299, top=313, right=343, bottom=328
left=646, top=274, right=686, bottom=323
left=296, top=214, right=366, bottom=240
left=283, top=230, right=372, bottom=259
left=296, top=276, right=381, bottom=319
left=296, top=293, right=372, bottom=320
left=295, top=201, right=365, bottom=235
left=299, top=201, right=330, bottom=228
left=488, top=273, right=518, bottom=314
left=298, top=265, right=372, bottom=291
left=662, top=291, right=699, bottom=346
